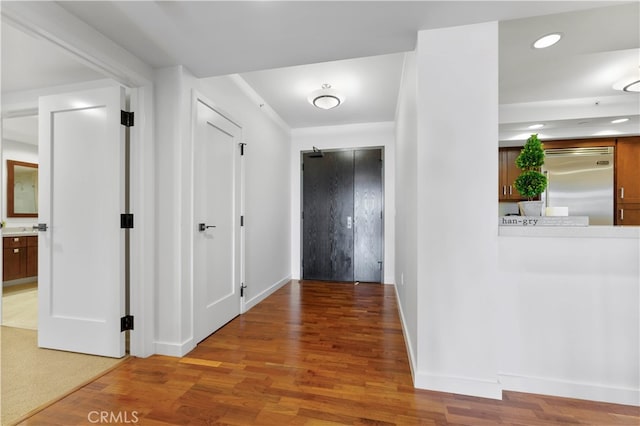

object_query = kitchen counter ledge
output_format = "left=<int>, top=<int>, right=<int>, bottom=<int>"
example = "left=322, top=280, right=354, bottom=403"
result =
left=499, top=225, right=640, bottom=239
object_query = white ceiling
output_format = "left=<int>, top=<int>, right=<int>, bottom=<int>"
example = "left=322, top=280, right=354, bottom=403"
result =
left=239, top=53, right=406, bottom=128
left=1, top=23, right=104, bottom=93
left=1, top=1, right=639, bottom=142
left=55, top=1, right=626, bottom=77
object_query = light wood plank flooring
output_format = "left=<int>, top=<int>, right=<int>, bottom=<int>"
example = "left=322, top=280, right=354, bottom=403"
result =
left=18, top=281, right=640, bottom=425
left=2, top=282, right=37, bottom=330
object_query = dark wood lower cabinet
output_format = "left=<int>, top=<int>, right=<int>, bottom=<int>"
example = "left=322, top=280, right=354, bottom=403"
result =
left=3, top=247, right=26, bottom=281
left=2, top=236, right=38, bottom=281
left=616, top=204, right=640, bottom=226
left=26, top=237, right=38, bottom=277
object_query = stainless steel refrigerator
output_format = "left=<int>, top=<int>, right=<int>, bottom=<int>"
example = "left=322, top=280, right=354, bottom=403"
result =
left=542, top=146, right=614, bottom=225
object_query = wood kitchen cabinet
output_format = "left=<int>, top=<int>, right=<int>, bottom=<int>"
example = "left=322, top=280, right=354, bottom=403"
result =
left=615, top=136, right=640, bottom=226
left=499, top=148, right=525, bottom=201
left=26, top=236, right=38, bottom=277
left=3, top=235, right=38, bottom=281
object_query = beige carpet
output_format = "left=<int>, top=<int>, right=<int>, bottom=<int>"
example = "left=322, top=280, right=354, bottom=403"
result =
left=0, top=326, right=124, bottom=425
left=2, top=283, right=38, bottom=330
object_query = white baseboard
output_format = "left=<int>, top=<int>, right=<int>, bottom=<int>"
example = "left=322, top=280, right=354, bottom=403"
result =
left=153, top=276, right=291, bottom=358
left=154, top=339, right=195, bottom=357
left=243, top=275, right=291, bottom=312
left=499, top=373, right=640, bottom=407
left=415, top=372, right=503, bottom=400
left=392, top=283, right=417, bottom=381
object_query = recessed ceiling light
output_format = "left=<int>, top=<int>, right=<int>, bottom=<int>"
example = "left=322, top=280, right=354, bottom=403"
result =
left=593, top=130, right=622, bottom=136
left=510, top=133, right=548, bottom=141
left=533, top=33, right=562, bottom=49
left=611, top=118, right=629, bottom=124
left=528, top=123, right=544, bottom=129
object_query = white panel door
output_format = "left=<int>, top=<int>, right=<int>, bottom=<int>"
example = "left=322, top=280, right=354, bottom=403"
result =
left=193, top=98, right=242, bottom=344
left=38, top=86, right=126, bottom=358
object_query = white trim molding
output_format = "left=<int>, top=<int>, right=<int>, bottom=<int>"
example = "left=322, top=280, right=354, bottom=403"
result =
left=393, top=283, right=417, bottom=381
left=415, top=373, right=503, bottom=400
left=243, top=276, right=291, bottom=313
left=500, top=373, right=640, bottom=407
left=1, top=1, right=153, bottom=86
left=154, top=339, right=195, bottom=358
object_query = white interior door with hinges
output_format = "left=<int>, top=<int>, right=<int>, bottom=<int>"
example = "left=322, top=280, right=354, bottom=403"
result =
left=38, top=86, right=126, bottom=358
left=193, top=97, right=242, bottom=344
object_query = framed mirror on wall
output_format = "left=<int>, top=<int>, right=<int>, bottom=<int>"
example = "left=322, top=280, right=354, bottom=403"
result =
left=7, top=160, right=38, bottom=217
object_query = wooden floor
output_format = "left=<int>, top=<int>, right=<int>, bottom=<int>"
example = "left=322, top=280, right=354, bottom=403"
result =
left=19, top=281, right=639, bottom=425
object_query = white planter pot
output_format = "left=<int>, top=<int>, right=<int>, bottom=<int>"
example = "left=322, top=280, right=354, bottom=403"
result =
left=518, top=200, right=544, bottom=216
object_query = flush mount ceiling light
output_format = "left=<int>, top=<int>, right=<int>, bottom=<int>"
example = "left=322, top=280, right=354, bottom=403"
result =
left=307, top=84, right=345, bottom=110
left=532, top=33, right=562, bottom=49
left=622, top=80, right=640, bottom=92
left=528, top=123, right=545, bottom=129
left=612, top=68, right=640, bottom=92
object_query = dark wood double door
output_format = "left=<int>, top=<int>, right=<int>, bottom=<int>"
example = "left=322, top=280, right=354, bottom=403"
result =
left=302, top=148, right=383, bottom=283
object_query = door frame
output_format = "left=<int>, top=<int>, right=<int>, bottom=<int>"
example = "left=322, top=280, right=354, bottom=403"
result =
left=299, top=146, right=385, bottom=282
left=190, top=90, right=246, bottom=334
left=1, top=4, right=156, bottom=357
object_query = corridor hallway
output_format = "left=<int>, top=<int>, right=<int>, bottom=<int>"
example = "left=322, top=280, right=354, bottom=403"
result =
left=18, top=281, right=640, bottom=425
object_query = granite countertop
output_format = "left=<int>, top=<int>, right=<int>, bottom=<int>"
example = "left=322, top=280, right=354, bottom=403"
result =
left=2, top=227, right=38, bottom=237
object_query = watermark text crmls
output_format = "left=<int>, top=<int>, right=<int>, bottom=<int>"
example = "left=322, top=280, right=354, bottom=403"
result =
left=87, top=410, right=139, bottom=424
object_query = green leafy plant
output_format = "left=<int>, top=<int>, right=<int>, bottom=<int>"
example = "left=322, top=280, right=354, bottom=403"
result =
left=514, top=134, right=547, bottom=200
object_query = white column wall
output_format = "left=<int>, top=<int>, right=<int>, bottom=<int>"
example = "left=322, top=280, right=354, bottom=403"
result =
left=415, top=22, right=501, bottom=399
left=154, top=66, right=188, bottom=355
left=393, top=52, right=419, bottom=375
left=290, top=122, right=395, bottom=284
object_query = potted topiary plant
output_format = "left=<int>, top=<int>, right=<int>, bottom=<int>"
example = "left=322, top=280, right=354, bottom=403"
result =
left=514, top=134, right=547, bottom=216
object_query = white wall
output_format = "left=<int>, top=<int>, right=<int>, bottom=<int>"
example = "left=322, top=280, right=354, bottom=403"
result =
left=393, top=52, right=419, bottom=374
left=153, top=66, right=292, bottom=356
left=498, top=230, right=640, bottom=406
left=414, top=22, right=501, bottom=399
left=197, top=75, right=292, bottom=310
left=290, top=122, right=395, bottom=284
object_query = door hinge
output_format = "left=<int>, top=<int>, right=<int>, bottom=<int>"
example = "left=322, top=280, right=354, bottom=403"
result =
left=120, top=315, right=134, bottom=332
left=240, top=215, right=244, bottom=227
left=121, top=110, right=134, bottom=127
left=239, top=142, right=246, bottom=156
left=240, top=283, right=247, bottom=297
left=121, top=213, right=134, bottom=229
left=301, top=211, right=304, bottom=220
